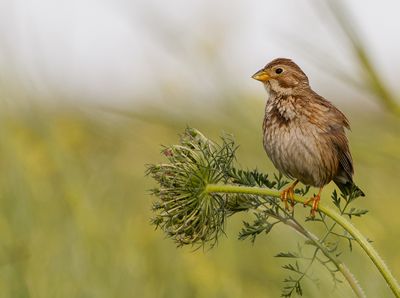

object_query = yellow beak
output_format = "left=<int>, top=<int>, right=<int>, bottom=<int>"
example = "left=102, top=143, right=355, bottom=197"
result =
left=252, top=69, right=270, bottom=82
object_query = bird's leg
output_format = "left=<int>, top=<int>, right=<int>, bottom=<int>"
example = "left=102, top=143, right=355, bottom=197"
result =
left=280, top=180, right=299, bottom=210
left=304, top=187, right=323, bottom=218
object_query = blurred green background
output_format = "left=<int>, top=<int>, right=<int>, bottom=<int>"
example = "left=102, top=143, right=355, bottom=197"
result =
left=1, top=0, right=400, bottom=297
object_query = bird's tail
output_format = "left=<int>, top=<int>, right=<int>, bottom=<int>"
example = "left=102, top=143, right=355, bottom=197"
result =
left=334, top=180, right=365, bottom=198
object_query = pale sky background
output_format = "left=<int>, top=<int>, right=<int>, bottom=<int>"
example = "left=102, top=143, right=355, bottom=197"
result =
left=0, top=0, right=399, bottom=106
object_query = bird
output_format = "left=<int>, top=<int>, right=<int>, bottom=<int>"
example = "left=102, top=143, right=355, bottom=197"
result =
left=252, top=58, right=364, bottom=217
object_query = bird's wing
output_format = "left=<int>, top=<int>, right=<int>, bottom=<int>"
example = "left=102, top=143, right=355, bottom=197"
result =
left=307, top=95, right=354, bottom=178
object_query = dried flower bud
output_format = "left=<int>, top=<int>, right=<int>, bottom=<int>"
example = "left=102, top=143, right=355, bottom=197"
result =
left=147, top=128, right=236, bottom=247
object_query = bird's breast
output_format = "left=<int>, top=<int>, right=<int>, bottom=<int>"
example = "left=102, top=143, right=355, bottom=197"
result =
left=263, top=103, right=338, bottom=187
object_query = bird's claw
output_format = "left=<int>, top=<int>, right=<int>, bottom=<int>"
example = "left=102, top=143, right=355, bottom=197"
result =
left=304, top=194, right=321, bottom=218
left=280, top=186, right=295, bottom=211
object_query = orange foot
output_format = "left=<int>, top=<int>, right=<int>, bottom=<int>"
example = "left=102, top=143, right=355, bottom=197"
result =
left=304, top=187, right=323, bottom=218
left=280, top=180, right=299, bottom=210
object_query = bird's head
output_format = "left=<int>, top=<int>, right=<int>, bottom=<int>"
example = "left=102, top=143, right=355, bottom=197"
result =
left=252, top=58, right=309, bottom=95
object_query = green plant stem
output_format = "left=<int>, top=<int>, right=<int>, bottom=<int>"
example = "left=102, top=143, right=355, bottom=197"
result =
left=205, top=184, right=400, bottom=298
left=283, top=217, right=365, bottom=297
left=339, top=263, right=365, bottom=298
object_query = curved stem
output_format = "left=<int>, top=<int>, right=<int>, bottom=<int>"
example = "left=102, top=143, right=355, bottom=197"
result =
left=339, top=263, right=366, bottom=298
left=205, top=184, right=400, bottom=297
left=284, top=218, right=365, bottom=297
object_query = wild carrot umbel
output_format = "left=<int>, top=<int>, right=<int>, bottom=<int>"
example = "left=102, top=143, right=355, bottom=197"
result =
left=147, top=127, right=400, bottom=297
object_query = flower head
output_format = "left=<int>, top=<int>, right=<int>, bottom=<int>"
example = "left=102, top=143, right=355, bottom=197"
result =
left=147, top=128, right=236, bottom=247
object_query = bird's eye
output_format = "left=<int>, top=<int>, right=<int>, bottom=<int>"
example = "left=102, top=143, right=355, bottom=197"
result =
left=275, top=68, right=283, bottom=74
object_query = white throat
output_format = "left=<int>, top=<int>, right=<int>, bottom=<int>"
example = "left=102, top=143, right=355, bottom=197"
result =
left=267, top=80, right=294, bottom=96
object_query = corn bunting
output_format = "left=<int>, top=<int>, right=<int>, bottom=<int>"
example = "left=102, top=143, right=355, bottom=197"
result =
left=252, top=58, right=364, bottom=216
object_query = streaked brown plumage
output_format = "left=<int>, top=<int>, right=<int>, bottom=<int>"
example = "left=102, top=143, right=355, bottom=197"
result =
left=252, top=58, right=364, bottom=216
